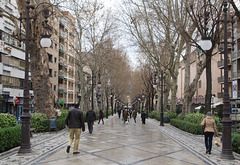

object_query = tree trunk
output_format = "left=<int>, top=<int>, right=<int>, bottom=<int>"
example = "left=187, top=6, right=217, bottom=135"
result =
left=79, top=65, right=85, bottom=111
left=170, top=79, right=178, bottom=112
left=30, top=44, right=54, bottom=118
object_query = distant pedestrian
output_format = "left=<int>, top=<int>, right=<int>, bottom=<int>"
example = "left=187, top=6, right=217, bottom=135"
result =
left=141, top=110, right=146, bottom=124
left=118, top=109, right=121, bottom=119
left=86, top=107, right=96, bottom=134
left=65, top=102, right=85, bottom=155
left=132, top=109, right=137, bottom=123
left=123, top=108, right=129, bottom=124
left=201, top=112, right=219, bottom=154
left=98, top=109, right=104, bottom=124
left=129, top=109, right=132, bottom=118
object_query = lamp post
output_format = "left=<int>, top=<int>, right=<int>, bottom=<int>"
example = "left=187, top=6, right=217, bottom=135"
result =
left=18, top=0, right=53, bottom=153
left=138, top=98, right=141, bottom=113
left=110, top=93, right=113, bottom=116
left=198, top=0, right=234, bottom=159
left=91, top=71, right=95, bottom=110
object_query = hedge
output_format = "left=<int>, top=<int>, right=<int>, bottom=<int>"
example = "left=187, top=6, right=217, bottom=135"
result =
left=0, top=125, right=21, bottom=153
left=0, top=113, right=17, bottom=128
left=170, top=119, right=202, bottom=135
left=232, top=133, right=240, bottom=154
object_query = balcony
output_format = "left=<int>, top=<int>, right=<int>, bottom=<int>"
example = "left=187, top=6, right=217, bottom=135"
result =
left=217, top=59, right=231, bottom=69
left=218, top=92, right=224, bottom=98
left=217, top=76, right=232, bottom=83
left=59, top=84, right=67, bottom=90
left=232, top=52, right=237, bottom=60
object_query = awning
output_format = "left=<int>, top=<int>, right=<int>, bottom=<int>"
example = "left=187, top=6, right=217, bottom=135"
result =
left=195, top=102, right=223, bottom=110
left=211, top=102, right=223, bottom=108
left=195, top=105, right=204, bottom=110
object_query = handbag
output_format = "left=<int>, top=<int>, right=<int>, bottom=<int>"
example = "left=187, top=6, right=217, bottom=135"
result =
left=215, top=137, right=220, bottom=147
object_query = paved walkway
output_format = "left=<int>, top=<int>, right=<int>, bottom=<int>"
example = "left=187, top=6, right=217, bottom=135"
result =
left=0, top=114, right=240, bottom=165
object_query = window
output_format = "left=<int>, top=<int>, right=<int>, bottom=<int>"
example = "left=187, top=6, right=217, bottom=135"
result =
left=55, top=43, right=57, bottom=49
left=49, top=69, right=52, bottom=77
left=54, top=71, right=57, bottom=77
left=199, top=80, right=202, bottom=88
left=20, top=60, right=25, bottom=68
left=48, top=53, right=53, bottom=63
left=54, top=85, right=56, bottom=91
left=54, top=57, right=57, bottom=63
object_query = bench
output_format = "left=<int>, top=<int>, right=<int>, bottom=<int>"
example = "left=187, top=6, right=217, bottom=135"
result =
left=30, top=128, right=35, bottom=137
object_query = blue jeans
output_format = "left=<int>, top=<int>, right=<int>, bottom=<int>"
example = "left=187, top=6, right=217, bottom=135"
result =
left=133, top=117, right=136, bottom=123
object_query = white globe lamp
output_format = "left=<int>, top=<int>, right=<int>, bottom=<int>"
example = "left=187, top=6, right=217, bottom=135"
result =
left=40, top=38, right=52, bottom=48
left=199, top=39, right=212, bottom=51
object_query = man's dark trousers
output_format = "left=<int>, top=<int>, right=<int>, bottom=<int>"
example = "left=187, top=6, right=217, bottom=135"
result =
left=87, top=121, right=94, bottom=133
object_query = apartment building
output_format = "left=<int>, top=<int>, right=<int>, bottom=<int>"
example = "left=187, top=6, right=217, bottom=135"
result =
left=176, top=48, right=223, bottom=108
left=0, top=0, right=34, bottom=117
left=58, top=11, right=77, bottom=107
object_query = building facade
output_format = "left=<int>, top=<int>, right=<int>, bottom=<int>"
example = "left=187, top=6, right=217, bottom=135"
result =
left=0, top=0, right=34, bottom=118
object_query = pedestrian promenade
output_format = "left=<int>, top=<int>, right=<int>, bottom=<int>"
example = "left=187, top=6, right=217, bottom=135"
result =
left=0, top=114, right=240, bottom=165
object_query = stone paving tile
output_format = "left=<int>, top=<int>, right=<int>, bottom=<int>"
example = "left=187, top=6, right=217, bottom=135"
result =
left=34, top=116, right=207, bottom=165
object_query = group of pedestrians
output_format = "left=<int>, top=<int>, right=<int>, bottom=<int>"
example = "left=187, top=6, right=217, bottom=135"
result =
left=65, top=102, right=219, bottom=156
left=121, top=107, right=147, bottom=124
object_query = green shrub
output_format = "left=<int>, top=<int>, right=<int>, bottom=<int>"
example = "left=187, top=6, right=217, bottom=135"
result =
left=59, top=109, right=69, bottom=119
left=232, top=133, right=240, bottom=154
left=57, top=118, right=66, bottom=130
left=30, top=113, right=49, bottom=132
left=164, top=112, right=177, bottom=122
left=170, top=119, right=202, bottom=134
left=0, top=113, right=17, bottom=128
left=183, top=113, right=205, bottom=124
left=0, top=125, right=21, bottom=153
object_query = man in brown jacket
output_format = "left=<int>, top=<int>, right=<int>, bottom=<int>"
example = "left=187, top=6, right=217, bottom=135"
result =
left=201, top=112, right=219, bottom=154
left=65, top=102, right=85, bottom=154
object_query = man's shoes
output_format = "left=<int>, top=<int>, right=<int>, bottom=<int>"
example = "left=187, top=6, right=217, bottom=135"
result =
left=66, top=146, right=70, bottom=153
left=73, top=152, right=80, bottom=155
left=209, top=152, right=211, bottom=154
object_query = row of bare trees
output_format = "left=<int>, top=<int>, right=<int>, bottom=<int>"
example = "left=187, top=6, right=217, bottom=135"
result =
left=120, top=0, right=240, bottom=114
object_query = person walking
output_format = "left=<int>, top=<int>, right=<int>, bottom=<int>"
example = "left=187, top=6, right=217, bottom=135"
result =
left=98, top=109, right=104, bottom=124
left=141, top=110, right=146, bottom=124
left=123, top=108, right=129, bottom=124
left=201, top=112, right=219, bottom=154
left=118, top=108, right=121, bottom=119
left=65, top=102, right=85, bottom=155
left=132, top=109, right=137, bottom=123
left=86, top=107, right=96, bottom=134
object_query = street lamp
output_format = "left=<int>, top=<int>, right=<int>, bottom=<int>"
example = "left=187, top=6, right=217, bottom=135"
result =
left=110, top=93, right=113, bottom=116
left=198, top=0, right=234, bottom=159
left=18, top=0, right=53, bottom=153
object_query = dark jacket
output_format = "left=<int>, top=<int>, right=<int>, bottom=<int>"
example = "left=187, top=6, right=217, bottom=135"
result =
left=65, top=108, right=85, bottom=131
left=86, top=110, right=96, bottom=122
left=132, top=111, right=137, bottom=117
left=141, top=111, right=146, bottom=119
